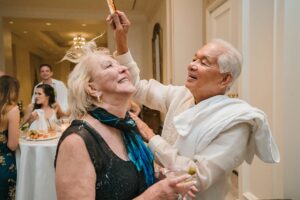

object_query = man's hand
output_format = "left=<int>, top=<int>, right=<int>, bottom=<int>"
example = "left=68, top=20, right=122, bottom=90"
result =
left=106, top=10, right=130, bottom=55
left=129, top=112, right=155, bottom=142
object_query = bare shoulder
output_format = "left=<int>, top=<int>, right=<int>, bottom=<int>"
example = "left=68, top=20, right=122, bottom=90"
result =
left=59, top=133, right=86, bottom=155
left=8, top=105, right=19, bottom=112
left=56, top=133, right=96, bottom=199
left=56, top=133, right=93, bottom=172
left=7, top=105, right=20, bottom=118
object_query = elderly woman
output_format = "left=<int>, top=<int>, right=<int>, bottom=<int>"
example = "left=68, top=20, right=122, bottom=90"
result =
left=23, top=84, right=66, bottom=131
left=109, top=11, right=280, bottom=200
left=0, top=75, right=20, bottom=200
left=54, top=17, right=196, bottom=200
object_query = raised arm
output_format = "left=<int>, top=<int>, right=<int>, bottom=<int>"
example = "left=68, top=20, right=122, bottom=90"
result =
left=53, top=102, right=70, bottom=119
left=108, top=11, right=183, bottom=114
left=107, top=11, right=140, bottom=85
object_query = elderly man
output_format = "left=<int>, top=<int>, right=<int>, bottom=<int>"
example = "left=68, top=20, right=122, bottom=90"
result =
left=109, top=11, right=280, bottom=200
left=31, top=64, right=68, bottom=112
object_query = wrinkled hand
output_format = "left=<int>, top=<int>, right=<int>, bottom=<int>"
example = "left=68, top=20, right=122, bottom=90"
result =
left=129, top=112, right=155, bottom=142
left=185, top=185, right=198, bottom=199
left=106, top=10, right=130, bottom=55
left=160, top=168, right=199, bottom=199
left=129, top=101, right=141, bottom=116
left=136, top=174, right=196, bottom=200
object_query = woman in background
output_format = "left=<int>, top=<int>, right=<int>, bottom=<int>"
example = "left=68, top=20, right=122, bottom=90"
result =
left=0, top=75, right=20, bottom=200
left=23, top=84, right=67, bottom=131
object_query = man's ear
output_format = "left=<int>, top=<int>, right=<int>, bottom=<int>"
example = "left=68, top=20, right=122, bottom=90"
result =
left=86, top=82, right=102, bottom=98
left=220, top=73, right=233, bottom=89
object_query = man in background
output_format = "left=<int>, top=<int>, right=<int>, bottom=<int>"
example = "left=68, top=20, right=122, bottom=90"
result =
left=31, top=64, right=68, bottom=112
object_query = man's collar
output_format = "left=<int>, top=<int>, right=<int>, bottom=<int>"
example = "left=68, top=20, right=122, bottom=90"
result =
left=41, top=78, right=54, bottom=85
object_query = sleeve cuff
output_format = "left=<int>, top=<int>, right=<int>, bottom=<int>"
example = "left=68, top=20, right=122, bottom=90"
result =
left=148, top=135, right=165, bottom=153
left=113, top=50, right=134, bottom=65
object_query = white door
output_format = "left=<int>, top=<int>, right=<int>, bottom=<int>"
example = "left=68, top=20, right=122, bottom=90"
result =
left=206, top=0, right=232, bottom=42
left=206, top=0, right=240, bottom=96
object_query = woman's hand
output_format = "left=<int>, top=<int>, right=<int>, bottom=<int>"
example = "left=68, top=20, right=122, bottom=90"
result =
left=134, top=174, right=196, bottom=200
left=54, top=102, right=70, bottom=118
left=106, top=10, right=130, bottom=55
left=129, top=112, right=155, bottom=142
left=159, top=168, right=199, bottom=199
left=31, top=111, right=38, bottom=121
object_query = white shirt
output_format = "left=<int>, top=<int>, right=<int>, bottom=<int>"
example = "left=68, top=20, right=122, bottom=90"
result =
left=31, top=79, right=69, bottom=112
left=29, top=108, right=58, bottom=131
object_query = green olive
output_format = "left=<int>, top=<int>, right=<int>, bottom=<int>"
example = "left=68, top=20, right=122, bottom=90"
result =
left=188, top=167, right=196, bottom=175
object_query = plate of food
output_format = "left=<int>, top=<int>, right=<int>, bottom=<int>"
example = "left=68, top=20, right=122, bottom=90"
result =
left=25, top=130, right=61, bottom=141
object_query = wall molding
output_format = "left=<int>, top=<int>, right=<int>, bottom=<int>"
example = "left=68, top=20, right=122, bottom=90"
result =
left=243, top=192, right=259, bottom=200
left=207, top=0, right=227, bottom=13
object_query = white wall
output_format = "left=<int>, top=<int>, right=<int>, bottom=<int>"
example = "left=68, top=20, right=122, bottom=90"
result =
left=240, top=0, right=300, bottom=199
left=107, top=17, right=150, bottom=80
left=146, top=1, right=167, bottom=82
left=281, top=0, right=300, bottom=198
left=169, top=0, right=203, bottom=85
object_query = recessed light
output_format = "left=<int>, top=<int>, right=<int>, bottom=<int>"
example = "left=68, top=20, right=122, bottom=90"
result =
left=81, top=24, right=87, bottom=27
left=23, top=31, right=28, bottom=34
left=9, top=21, right=14, bottom=24
left=45, top=22, right=52, bottom=26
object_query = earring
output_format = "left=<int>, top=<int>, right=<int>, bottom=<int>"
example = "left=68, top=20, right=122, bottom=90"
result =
left=97, top=95, right=102, bottom=103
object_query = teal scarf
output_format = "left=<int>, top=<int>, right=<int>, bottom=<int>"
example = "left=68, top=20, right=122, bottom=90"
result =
left=88, top=107, right=155, bottom=187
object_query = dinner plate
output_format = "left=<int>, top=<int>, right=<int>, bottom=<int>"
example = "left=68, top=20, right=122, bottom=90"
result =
left=24, top=132, right=61, bottom=141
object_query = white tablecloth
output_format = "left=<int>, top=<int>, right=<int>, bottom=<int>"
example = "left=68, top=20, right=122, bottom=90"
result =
left=16, top=138, right=59, bottom=200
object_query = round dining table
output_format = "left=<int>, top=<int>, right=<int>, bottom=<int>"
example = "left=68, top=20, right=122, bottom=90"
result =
left=15, top=136, right=60, bottom=200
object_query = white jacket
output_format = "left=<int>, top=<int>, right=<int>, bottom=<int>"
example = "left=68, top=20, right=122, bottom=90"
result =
left=115, top=51, right=279, bottom=200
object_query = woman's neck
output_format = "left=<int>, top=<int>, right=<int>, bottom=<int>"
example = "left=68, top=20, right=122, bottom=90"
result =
left=42, top=103, right=51, bottom=110
left=95, top=97, right=130, bottom=118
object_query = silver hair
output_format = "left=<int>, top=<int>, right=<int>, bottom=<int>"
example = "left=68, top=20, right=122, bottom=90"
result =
left=209, top=39, right=243, bottom=87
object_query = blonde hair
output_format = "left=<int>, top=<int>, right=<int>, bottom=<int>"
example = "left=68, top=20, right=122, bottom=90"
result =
left=63, top=40, right=110, bottom=120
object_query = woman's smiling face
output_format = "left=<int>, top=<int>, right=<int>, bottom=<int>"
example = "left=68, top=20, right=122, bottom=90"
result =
left=90, top=54, right=136, bottom=97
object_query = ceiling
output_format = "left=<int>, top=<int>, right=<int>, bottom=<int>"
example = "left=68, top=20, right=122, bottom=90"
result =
left=0, top=0, right=160, bottom=59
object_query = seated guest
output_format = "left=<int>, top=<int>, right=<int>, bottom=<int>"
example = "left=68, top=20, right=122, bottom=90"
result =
left=31, top=64, right=69, bottom=112
left=23, top=84, right=67, bottom=131
left=0, top=75, right=20, bottom=200
left=54, top=36, right=196, bottom=199
left=109, top=11, right=280, bottom=200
